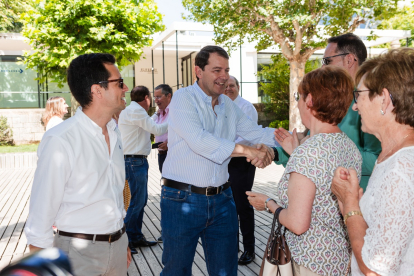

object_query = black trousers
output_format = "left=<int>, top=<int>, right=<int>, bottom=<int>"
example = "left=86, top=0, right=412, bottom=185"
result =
left=158, top=152, right=167, bottom=173
left=228, top=156, right=256, bottom=253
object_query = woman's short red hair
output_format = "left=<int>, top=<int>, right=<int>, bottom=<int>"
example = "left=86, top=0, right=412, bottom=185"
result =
left=298, top=66, right=354, bottom=125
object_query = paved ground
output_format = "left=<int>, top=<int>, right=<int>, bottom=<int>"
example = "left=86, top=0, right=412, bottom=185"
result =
left=0, top=156, right=285, bottom=275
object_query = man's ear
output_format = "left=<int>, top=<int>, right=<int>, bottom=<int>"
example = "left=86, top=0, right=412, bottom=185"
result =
left=91, top=84, right=103, bottom=100
left=195, top=66, right=203, bottom=80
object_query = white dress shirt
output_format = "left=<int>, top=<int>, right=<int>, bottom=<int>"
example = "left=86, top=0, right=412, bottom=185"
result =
left=46, top=116, right=63, bottom=131
left=233, top=95, right=259, bottom=145
left=118, top=101, right=168, bottom=155
left=162, top=82, right=279, bottom=187
left=25, top=107, right=125, bottom=248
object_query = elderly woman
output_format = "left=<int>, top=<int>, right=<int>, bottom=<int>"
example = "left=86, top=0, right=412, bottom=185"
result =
left=247, top=66, right=362, bottom=276
left=331, top=48, right=414, bottom=275
left=42, top=96, right=68, bottom=131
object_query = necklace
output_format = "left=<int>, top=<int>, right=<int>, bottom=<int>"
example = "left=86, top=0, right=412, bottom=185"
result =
left=377, top=134, right=410, bottom=164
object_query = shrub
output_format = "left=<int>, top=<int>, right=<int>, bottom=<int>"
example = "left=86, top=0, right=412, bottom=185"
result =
left=269, top=119, right=289, bottom=130
left=0, top=116, right=14, bottom=146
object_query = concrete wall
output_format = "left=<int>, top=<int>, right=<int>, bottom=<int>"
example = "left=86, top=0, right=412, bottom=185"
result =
left=0, top=109, right=46, bottom=144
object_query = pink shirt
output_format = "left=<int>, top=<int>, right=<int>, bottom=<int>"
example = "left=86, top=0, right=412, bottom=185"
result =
left=152, top=105, right=169, bottom=143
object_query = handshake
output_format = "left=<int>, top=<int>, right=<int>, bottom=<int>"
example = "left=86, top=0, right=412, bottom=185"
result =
left=232, top=143, right=275, bottom=169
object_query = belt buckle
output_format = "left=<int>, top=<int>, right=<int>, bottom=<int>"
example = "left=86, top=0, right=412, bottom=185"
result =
left=206, top=186, right=220, bottom=196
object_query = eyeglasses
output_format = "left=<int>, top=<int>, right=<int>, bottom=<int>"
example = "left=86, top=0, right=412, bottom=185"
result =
left=95, top=78, right=124, bottom=89
left=322, top=53, right=349, bottom=66
left=154, top=95, right=164, bottom=100
left=294, top=92, right=300, bottom=102
left=353, top=89, right=370, bottom=103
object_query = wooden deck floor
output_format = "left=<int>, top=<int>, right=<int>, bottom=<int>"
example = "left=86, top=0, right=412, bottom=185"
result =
left=0, top=157, right=285, bottom=275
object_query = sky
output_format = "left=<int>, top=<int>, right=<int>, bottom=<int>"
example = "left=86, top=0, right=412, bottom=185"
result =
left=154, top=0, right=190, bottom=27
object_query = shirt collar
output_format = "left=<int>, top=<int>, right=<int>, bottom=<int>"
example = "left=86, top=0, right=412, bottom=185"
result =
left=234, top=95, right=242, bottom=105
left=75, top=107, right=116, bottom=136
left=194, top=81, right=225, bottom=106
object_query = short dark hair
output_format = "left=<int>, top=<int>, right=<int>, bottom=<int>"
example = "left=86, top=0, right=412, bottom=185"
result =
left=298, top=66, right=354, bottom=125
left=155, top=84, right=172, bottom=97
left=195, top=45, right=229, bottom=80
left=328, top=33, right=367, bottom=65
left=131, top=86, right=150, bottom=102
left=356, top=48, right=414, bottom=128
left=67, top=53, right=115, bottom=108
left=229, top=76, right=240, bottom=88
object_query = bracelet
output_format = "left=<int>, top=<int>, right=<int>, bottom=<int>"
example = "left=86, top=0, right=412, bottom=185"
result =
left=344, top=210, right=363, bottom=225
left=264, top=198, right=275, bottom=213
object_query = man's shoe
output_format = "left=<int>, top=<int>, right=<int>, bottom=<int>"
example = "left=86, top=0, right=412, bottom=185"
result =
left=131, top=237, right=158, bottom=247
left=238, top=251, right=255, bottom=265
left=128, top=243, right=138, bottom=255
left=157, top=236, right=163, bottom=243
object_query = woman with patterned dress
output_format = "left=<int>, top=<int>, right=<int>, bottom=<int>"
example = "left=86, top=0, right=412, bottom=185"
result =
left=247, top=66, right=362, bottom=276
left=332, top=48, right=414, bottom=275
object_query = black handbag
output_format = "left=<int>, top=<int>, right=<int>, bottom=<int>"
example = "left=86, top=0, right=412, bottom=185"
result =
left=259, top=207, right=293, bottom=276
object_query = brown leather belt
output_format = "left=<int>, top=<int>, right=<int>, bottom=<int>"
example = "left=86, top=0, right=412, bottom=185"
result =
left=162, top=178, right=230, bottom=196
left=124, top=155, right=147, bottom=159
left=57, top=225, right=125, bottom=243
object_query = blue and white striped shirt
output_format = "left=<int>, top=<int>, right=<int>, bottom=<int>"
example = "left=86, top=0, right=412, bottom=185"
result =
left=162, top=82, right=279, bottom=187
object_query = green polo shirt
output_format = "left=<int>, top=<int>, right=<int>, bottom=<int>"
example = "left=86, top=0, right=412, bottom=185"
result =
left=275, top=104, right=382, bottom=191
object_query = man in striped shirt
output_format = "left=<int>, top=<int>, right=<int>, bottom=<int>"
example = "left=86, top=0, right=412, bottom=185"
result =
left=160, top=45, right=279, bottom=276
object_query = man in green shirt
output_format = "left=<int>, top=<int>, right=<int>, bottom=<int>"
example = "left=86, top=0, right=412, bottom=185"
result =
left=274, top=33, right=381, bottom=190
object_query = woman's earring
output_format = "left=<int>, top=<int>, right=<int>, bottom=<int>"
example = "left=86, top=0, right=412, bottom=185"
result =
left=380, top=109, right=385, bottom=115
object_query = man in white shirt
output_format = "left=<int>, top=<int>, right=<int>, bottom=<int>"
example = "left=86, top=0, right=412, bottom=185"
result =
left=160, top=46, right=279, bottom=276
left=118, top=86, right=168, bottom=253
left=225, top=76, right=258, bottom=265
left=25, top=53, right=131, bottom=276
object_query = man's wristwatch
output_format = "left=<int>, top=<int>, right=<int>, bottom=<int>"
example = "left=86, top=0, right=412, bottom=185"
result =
left=264, top=198, right=275, bottom=213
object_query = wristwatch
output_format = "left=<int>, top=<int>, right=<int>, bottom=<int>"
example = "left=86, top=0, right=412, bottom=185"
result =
left=264, top=198, right=275, bottom=213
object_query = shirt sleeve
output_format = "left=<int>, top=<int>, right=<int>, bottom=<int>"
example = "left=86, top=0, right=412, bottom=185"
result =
left=235, top=103, right=259, bottom=145
left=234, top=105, right=279, bottom=148
left=361, top=153, right=414, bottom=275
left=274, top=147, right=290, bottom=167
left=25, top=135, right=72, bottom=248
left=126, top=107, right=167, bottom=136
left=168, top=90, right=235, bottom=164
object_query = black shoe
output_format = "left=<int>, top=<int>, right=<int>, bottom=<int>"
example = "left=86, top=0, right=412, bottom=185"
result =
left=238, top=251, right=255, bottom=265
left=157, top=236, right=163, bottom=243
left=128, top=243, right=138, bottom=254
left=131, top=237, right=158, bottom=247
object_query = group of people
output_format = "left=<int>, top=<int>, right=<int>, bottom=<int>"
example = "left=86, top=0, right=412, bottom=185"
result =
left=24, top=32, right=413, bottom=276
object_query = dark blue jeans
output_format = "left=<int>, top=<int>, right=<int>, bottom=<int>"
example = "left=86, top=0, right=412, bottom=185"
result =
left=124, top=157, right=148, bottom=242
left=160, top=185, right=238, bottom=276
left=158, top=152, right=167, bottom=173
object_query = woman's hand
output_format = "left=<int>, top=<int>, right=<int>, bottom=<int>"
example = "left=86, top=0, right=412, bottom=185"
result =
left=274, top=128, right=299, bottom=155
left=246, top=191, right=269, bottom=211
left=331, top=167, right=361, bottom=215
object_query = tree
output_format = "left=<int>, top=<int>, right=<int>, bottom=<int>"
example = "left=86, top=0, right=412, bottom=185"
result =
left=183, top=0, right=398, bottom=130
left=257, top=54, right=320, bottom=121
left=377, top=5, right=414, bottom=47
left=0, top=0, right=30, bottom=32
left=21, top=0, right=164, bottom=100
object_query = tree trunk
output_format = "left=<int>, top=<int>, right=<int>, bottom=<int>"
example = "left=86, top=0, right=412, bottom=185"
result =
left=289, top=60, right=306, bottom=131
left=70, top=94, right=79, bottom=117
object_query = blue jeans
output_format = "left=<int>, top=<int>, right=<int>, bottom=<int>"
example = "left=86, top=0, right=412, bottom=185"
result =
left=124, top=157, right=148, bottom=242
left=160, top=185, right=238, bottom=276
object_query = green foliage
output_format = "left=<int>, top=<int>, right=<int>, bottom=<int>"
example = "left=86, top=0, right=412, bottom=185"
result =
left=269, top=119, right=289, bottom=130
left=0, top=0, right=31, bottom=32
left=182, top=0, right=398, bottom=60
left=0, top=115, right=14, bottom=146
left=376, top=6, right=414, bottom=48
left=21, top=0, right=164, bottom=87
left=0, top=143, right=39, bottom=153
left=257, top=55, right=320, bottom=120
